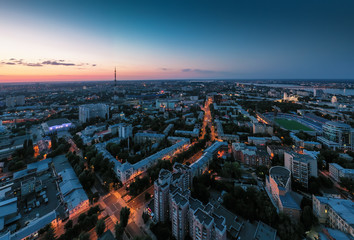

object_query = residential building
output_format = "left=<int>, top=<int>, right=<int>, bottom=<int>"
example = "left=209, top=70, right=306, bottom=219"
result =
left=154, top=164, right=227, bottom=240
left=190, top=141, right=228, bottom=178
left=109, top=123, right=133, bottom=139
left=253, top=123, right=273, bottom=135
left=96, top=137, right=190, bottom=184
left=312, top=195, right=354, bottom=237
left=318, top=121, right=353, bottom=150
left=79, top=103, right=109, bottom=123
left=329, top=163, right=354, bottom=182
left=267, top=145, right=291, bottom=160
left=240, top=147, right=271, bottom=167
left=134, top=132, right=165, bottom=144
left=170, top=192, right=189, bottom=240
left=284, top=151, right=318, bottom=188
left=265, top=166, right=301, bottom=220
left=154, top=169, right=172, bottom=222
left=6, top=96, right=25, bottom=108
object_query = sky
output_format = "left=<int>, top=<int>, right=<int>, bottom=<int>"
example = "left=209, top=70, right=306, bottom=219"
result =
left=1, top=0, right=354, bottom=82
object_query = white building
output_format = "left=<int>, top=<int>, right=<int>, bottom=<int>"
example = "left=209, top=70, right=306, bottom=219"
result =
left=95, top=137, right=190, bottom=184
left=109, top=123, right=132, bottom=139
left=6, top=96, right=25, bottom=107
left=79, top=104, right=109, bottom=123
left=329, top=163, right=354, bottom=182
left=284, top=151, right=318, bottom=188
left=318, top=121, right=353, bottom=150
left=313, top=195, right=354, bottom=237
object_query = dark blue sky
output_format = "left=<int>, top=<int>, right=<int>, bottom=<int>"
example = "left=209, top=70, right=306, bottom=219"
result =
left=1, top=0, right=354, bottom=81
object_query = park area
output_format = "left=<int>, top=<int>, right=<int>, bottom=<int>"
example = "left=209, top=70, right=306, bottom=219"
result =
left=275, top=118, right=312, bottom=131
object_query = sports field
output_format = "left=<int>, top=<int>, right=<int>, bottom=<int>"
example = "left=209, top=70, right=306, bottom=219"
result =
left=275, top=118, right=312, bottom=131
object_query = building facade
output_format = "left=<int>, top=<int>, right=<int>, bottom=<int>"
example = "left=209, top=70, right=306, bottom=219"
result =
left=318, top=121, right=353, bottom=150
left=329, top=163, right=354, bottom=182
left=265, top=166, right=301, bottom=220
left=313, top=195, right=354, bottom=237
left=6, top=96, right=25, bottom=107
left=284, top=151, right=318, bottom=188
left=154, top=163, right=227, bottom=240
left=79, top=104, right=109, bottom=123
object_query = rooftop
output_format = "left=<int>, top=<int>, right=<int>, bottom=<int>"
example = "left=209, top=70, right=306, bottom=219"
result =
left=316, top=196, right=354, bottom=227
left=46, top=118, right=71, bottom=127
left=269, top=166, right=291, bottom=188
left=254, top=221, right=277, bottom=240
left=194, top=208, right=213, bottom=227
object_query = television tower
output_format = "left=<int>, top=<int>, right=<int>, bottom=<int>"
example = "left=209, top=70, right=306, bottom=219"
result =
left=114, top=67, right=117, bottom=86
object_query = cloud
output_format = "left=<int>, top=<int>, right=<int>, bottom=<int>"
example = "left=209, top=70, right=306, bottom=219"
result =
left=0, top=58, right=96, bottom=68
left=181, top=68, right=215, bottom=74
left=161, top=68, right=169, bottom=71
left=26, top=63, right=43, bottom=67
left=42, top=60, right=75, bottom=66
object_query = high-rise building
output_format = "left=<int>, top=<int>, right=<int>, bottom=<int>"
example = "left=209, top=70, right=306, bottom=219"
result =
left=79, top=104, right=109, bottom=123
left=118, top=123, right=132, bottom=139
left=171, top=192, right=189, bottom=240
left=284, top=151, right=318, bottom=188
left=153, top=163, right=227, bottom=240
left=154, top=169, right=172, bottom=222
left=318, top=121, right=353, bottom=150
left=6, top=95, right=25, bottom=107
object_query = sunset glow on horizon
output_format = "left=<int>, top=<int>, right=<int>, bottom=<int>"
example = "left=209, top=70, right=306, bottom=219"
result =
left=1, top=0, right=354, bottom=82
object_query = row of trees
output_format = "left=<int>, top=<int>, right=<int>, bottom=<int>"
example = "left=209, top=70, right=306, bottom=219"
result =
left=76, top=144, right=120, bottom=191
left=56, top=206, right=101, bottom=240
left=47, top=135, right=70, bottom=158
left=8, top=139, right=35, bottom=171
left=223, top=186, right=317, bottom=240
left=114, top=207, right=131, bottom=240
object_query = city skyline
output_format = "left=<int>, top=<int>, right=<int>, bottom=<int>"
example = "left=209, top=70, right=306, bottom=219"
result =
left=1, top=0, right=354, bottom=82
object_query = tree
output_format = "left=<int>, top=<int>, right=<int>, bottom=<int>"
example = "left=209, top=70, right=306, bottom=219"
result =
left=64, top=220, right=73, bottom=230
left=276, top=213, right=304, bottom=240
left=78, top=213, right=87, bottom=224
left=142, top=212, right=149, bottom=223
left=115, top=222, right=124, bottom=240
left=44, top=224, right=56, bottom=240
left=145, top=192, right=151, bottom=201
left=340, top=177, right=354, bottom=195
left=120, top=207, right=131, bottom=228
left=301, top=206, right=317, bottom=231
left=95, top=219, right=106, bottom=237
left=79, top=232, right=90, bottom=240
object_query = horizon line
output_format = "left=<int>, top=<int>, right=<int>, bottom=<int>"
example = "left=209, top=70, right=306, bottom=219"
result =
left=1, top=78, right=354, bottom=84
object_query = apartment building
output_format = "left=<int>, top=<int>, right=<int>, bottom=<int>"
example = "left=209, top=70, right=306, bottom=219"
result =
left=109, top=123, right=133, bottom=139
left=313, top=195, right=354, bottom=237
left=154, top=169, right=172, bottom=222
left=265, top=166, right=301, bottom=220
left=284, top=151, right=318, bottom=188
left=329, top=163, right=354, bottom=182
left=154, top=163, right=227, bottom=240
left=6, top=95, right=25, bottom=107
left=240, top=147, right=271, bottom=167
left=79, top=103, right=109, bottom=123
